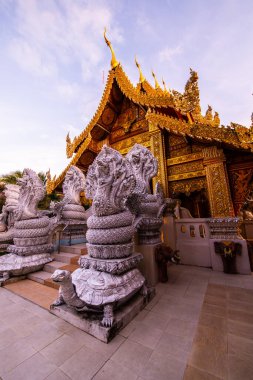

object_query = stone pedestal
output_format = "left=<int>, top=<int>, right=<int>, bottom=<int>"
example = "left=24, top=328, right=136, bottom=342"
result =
left=51, top=289, right=155, bottom=343
left=135, top=243, right=160, bottom=286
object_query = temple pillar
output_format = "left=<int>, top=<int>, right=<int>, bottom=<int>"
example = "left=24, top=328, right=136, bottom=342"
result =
left=203, top=146, right=234, bottom=217
left=149, top=123, right=168, bottom=196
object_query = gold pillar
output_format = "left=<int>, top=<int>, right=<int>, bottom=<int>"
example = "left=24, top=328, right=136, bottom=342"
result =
left=203, top=146, right=234, bottom=217
left=149, top=123, right=168, bottom=196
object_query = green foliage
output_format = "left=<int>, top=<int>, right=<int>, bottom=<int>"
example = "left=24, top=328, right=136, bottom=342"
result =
left=0, top=170, right=23, bottom=184
left=0, top=170, right=60, bottom=211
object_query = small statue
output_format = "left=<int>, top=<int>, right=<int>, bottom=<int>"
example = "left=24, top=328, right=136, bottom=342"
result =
left=174, top=200, right=192, bottom=219
left=155, top=244, right=180, bottom=282
left=214, top=241, right=242, bottom=274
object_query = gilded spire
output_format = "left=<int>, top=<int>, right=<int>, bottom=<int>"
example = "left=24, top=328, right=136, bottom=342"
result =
left=46, top=169, right=51, bottom=181
left=66, top=132, right=71, bottom=144
left=162, top=78, right=172, bottom=95
left=104, top=27, right=119, bottom=69
left=152, top=70, right=160, bottom=89
left=135, top=56, right=145, bottom=83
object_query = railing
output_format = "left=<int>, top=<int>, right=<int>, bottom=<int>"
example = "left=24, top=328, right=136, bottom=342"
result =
left=175, top=218, right=211, bottom=267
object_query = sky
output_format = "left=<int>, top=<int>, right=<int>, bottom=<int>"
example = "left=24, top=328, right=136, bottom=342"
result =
left=0, top=0, right=253, bottom=177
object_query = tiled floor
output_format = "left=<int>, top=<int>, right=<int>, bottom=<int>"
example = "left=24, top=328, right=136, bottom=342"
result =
left=0, top=265, right=253, bottom=379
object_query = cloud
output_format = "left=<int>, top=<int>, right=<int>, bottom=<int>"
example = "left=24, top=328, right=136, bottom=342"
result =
left=9, top=38, right=57, bottom=77
left=158, top=45, right=182, bottom=63
left=136, top=16, right=155, bottom=35
left=6, top=0, right=123, bottom=81
left=56, top=81, right=81, bottom=102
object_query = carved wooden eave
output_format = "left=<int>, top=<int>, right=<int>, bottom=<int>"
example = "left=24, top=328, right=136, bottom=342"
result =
left=146, top=110, right=253, bottom=152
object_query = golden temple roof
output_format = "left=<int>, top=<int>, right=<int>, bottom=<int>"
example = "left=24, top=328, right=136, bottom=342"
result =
left=146, top=109, right=253, bottom=151
left=46, top=33, right=252, bottom=194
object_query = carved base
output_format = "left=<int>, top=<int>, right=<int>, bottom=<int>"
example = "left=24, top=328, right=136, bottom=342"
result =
left=136, top=217, right=162, bottom=245
left=87, top=242, right=133, bottom=259
left=7, top=243, right=53, bottom=256
left=50, top=289, right=155, bottom=343
left=79, top=253, right=143, bottom=275
left=0, top=253, right=53, bottom=279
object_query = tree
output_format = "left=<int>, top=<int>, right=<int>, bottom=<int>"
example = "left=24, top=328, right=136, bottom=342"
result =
left=0, top=170, right=23, bottom=184
left=0, top=170, right=60, bottom=210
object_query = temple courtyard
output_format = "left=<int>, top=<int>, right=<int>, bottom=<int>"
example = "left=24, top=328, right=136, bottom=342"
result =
left=0, top=264, right=253, bottom=380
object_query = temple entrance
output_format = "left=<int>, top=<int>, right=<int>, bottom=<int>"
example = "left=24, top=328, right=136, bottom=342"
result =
left=178, top=189, right=210, bottom=218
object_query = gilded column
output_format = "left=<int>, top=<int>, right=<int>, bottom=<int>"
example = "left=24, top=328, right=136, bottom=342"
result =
left=203, top=146, right=234, bottom=217
left=149, top=122, right=168, bottom=196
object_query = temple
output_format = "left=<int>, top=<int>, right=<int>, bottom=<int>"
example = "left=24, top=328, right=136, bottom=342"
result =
left=46, top=30, right=253, bottom=219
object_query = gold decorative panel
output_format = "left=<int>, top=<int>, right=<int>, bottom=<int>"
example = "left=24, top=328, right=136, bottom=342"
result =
left=149, top=124, right=168, bottom=196
left=169, top=178, right=207, bottom=195
left=168, top=170, right=205, bottom=182
left=168, top=160, right=203, bottom=176
left=203, top=146, right=234, bottom=217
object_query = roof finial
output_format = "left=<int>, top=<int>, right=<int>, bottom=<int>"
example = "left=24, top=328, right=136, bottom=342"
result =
left=135, top=56, right=145, bottom=83
left=162, top=78, right=171, bottom=94
left=152, top=70, right=160, bottom=89
left=104, top=27, right=119, bottom=69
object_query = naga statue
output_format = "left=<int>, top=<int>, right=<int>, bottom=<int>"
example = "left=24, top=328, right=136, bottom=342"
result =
left=126, top=144, right=166, bottom=244
left=0, top=169, right=52, bottom=281
left=0, top=184, right=20, bottom=251
left=51, top=146, right=146, bottom=329
left=50, top=166, right=86, bottom=221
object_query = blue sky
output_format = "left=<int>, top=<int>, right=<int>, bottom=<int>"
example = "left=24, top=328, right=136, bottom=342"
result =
left=0, top=0, right=253, bottom=176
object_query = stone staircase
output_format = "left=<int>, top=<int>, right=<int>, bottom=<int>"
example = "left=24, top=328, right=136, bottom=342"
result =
left=27, top=243, right=87, bottom=290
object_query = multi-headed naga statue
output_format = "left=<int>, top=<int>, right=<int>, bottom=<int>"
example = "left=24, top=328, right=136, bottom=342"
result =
left=52, top=146, right=145, bottom=328
left=126, top=144, right=166, bottom=244
left=0, top=184, right=20, bottom=251
left=50, top=165, right=86, bottom=221
left=0, top=169, right=52, bottom=280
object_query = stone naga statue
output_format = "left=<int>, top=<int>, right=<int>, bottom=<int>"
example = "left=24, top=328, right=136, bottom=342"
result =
left=8, top=168, right=52, bottom=256
left=85, top=145, right=136, bottom=258
left=0, top=169, right=53, bottom=280
left=51, top=146, right=145, bottom=327
left=126, top=144, right=166, bottom=244
left=0, top=184, right=20, bottom=250
left=50, top=166, right=86, bottom=221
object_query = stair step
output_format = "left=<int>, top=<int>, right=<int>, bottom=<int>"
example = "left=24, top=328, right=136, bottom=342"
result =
left=60, top=244, right=87, bottom=255
left=44, top=278, right=60, bottom=290
left=4, top=279, right=58, bottom=310
left=44, top=261, right=66, bottom=273
left=60, top=264, right=79, bottom=272
left=27, top=271, right=51, bottom=284
left=52, top=252, right=80, bottom=264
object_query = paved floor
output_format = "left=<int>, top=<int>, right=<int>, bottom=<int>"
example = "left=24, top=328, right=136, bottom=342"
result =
left=0, top=265, right=253, bottom=380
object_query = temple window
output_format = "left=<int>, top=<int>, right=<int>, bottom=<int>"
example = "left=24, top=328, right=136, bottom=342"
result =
left=199, top=225, right=206, bottom=238
left=190, top=225, right=195, bottom=237
left=181, top=225, right=186, bottom=233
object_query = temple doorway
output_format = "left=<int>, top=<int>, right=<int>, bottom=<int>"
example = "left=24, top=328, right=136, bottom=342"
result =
left=178, top=189, right=210, bottom=218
